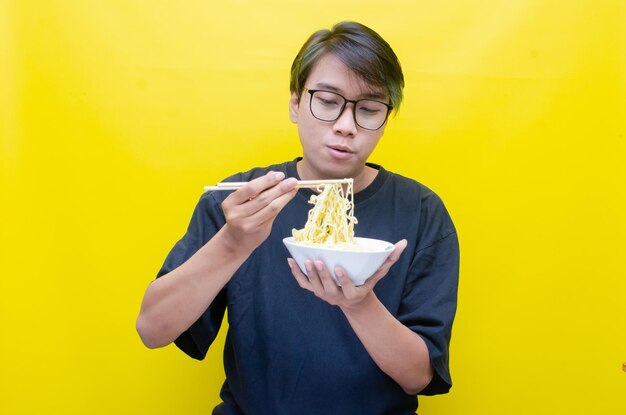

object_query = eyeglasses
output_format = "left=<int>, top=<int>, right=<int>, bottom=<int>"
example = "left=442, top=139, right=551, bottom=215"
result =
left=305, top=88, right=393, bottom=131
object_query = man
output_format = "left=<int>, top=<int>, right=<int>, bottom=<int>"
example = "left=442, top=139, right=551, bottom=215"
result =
left=137, top=21, right=459, bottom=414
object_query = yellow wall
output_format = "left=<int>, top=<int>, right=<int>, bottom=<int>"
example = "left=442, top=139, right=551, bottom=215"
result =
left=1, top=1, right=625, bottom=413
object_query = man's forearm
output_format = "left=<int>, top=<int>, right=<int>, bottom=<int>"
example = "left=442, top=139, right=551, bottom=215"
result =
left=137, top=173, right=298, bottom=349
left=136, top=228, right=251, bottom=349
left=341, top=294, right=434, bottom=395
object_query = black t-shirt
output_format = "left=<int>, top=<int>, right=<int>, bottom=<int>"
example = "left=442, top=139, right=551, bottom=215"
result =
left=157, top=159, right=460, bottom=415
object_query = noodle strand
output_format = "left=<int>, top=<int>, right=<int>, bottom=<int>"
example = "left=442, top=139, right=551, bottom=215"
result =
left=292, top=180, right=358, bottom=248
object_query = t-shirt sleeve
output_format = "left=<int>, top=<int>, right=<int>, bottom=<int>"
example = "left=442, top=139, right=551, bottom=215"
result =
left=156, top=192, right=228, bottom=360
left=398, top=218, right=460, bottom=395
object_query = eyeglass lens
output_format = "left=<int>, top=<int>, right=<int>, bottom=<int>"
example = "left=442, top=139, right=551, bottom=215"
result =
left=309, top=90, right=389, bottom=130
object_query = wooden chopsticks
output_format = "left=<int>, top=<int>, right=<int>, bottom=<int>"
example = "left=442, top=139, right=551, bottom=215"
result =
left=204, top=179, right=352, bottom=191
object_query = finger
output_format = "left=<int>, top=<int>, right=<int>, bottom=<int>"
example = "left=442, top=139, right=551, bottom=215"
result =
left=223, top=180, right=296, bottom=231
left=241, top=188, right=297, bottom=234
left=245, top=185, right=297, bottom=225
left=368, top=239, right=408, bottom=281
left=228, top=171, right=286, bottom=205
left=388, top=239, right=408, bottom=261
left=304, top=260, right=325, bottom=296
left=362, top=269, right=386, bottom=291
left=364, top=239, right=408, bottom=288
left=334, top=267, right=357, bottom=296
left=313, top=260, right=340, bottom=295
left=287, top=258, right=313, bottom=292
left=373, top=239, right=407, bottom=277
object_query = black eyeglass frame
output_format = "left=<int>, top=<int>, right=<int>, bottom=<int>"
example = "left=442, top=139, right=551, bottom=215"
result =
left=305, top=88, right=393, bottom=131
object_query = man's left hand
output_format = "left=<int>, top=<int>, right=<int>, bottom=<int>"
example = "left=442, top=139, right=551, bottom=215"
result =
left=287, top=239, right=408, bottom=310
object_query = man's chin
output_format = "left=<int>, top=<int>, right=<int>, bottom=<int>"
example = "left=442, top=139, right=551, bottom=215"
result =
left=299, top=157, right=363, bottom=180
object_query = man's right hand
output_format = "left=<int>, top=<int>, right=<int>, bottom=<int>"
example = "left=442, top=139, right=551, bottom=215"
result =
left=220, top=171, right=298, bottom=253
left=136, top=171, right=297, bottom=349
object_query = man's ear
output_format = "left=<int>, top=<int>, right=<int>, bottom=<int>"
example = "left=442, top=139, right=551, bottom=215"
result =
left=289, top=92, right=300, bottom=123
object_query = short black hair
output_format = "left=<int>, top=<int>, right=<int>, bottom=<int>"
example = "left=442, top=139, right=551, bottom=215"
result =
left=290, top=21, right=404, bottom=109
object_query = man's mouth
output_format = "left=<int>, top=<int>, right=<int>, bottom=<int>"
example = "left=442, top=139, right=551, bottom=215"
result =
left=326, top=145, right=354, bottom=160
left=328, top=145, right=353, bottom=153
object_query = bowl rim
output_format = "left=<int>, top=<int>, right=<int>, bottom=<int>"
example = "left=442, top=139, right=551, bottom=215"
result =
left=282, top=236, right=394, bottom=253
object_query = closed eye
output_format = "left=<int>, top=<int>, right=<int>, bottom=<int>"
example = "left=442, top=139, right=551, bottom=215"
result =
left=358, top=105, right=382, bottom=114
left=317, top=97, right=340, bottom=106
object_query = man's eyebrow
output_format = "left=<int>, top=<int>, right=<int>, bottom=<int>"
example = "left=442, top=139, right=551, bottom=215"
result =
left=361, top=91, right=388, bottom=101
left=311, top=82, right=388, bottom=101
left=312, top=82, right=342, bottom=92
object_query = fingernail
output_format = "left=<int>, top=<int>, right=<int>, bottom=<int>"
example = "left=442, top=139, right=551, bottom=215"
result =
left=274, top=172, right=285, bottom=181
left=280, top=177, right=297, bottom=190
left=315, top=261, right=323, bottom=272
left=335, top=268, right=344, bottom=278
left=305, top=261, right=313, bottom=272
left=286, top=258, right=293, bottom=269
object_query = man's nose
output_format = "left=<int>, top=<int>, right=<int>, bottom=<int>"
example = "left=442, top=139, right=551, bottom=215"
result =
left=332, top=103, right=358, bottom=136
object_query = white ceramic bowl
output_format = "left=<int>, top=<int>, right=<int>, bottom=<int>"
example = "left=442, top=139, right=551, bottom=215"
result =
left=283, top=237, right=394, bottom=286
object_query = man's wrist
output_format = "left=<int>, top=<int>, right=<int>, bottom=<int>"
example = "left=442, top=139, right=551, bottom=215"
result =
left=218, top=225, right=252, bottom=253
left=210, top=225, right=256, bottom=262
left=340, top=291, right=380, bottom=317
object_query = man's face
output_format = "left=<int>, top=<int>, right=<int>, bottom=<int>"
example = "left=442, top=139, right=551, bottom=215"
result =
left=289, top=53, right=389, bottom=182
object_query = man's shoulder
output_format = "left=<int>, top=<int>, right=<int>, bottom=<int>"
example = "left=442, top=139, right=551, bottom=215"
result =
left=381, top=168, right=444, bottom=206
left=380, top=168, right=455, bottom=234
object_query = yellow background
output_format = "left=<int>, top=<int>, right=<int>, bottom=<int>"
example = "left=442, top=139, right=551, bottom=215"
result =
left=1, top=0, right=625, bottom=413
